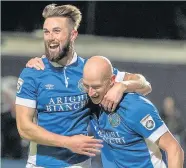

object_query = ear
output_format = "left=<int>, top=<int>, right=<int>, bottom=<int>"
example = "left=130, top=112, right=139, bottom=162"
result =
left=71, top=30, right=78, bottom=42
left=111, top=74, right=116, bottom=84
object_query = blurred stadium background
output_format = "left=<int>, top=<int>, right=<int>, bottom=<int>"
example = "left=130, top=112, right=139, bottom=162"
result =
left=1, top=1, right=186, bottom=168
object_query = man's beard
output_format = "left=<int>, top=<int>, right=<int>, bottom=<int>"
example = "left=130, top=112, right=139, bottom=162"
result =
left=45, top=40, right=71, bottom=63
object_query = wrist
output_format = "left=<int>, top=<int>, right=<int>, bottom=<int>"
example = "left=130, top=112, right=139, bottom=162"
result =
left=120, top=81, right=129, bottom=93
left=60, top=136, right=71, bottom=148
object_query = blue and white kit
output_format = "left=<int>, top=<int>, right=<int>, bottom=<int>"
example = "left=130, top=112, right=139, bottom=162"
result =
left=15, top=53, right=124, bottom=168
left=91, top=93, right=169, bottom=168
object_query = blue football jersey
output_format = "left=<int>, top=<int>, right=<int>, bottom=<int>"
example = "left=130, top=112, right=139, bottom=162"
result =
left=91, top=93, right=168, bottom=168
left=15, top=54, right=125, bottom=167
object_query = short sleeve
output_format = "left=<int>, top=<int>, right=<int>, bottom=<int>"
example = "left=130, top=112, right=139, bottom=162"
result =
left=113, top=67, right=125, bottom=82
left=124, top=95, right=168, bottom=142
left=15, top=68, right=38, bottom=108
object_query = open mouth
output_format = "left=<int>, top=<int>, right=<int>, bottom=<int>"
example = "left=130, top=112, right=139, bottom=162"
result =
left=49, top=43, right=59, bottom=49
left=91, top=96, right=99, bottom=100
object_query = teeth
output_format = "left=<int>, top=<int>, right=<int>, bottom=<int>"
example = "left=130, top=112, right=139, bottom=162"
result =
left=49, top=44, right=59, bottom=49
left=50, top=44, right=58, bottom=47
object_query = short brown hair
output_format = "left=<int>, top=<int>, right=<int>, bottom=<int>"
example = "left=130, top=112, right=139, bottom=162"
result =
left=42, top=4, right=82, bottom=30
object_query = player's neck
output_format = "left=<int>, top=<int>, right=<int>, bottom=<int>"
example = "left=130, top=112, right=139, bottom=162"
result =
left=57, top=50, right=74, bottom=66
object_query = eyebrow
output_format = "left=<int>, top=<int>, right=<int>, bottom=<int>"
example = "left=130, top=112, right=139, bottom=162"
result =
left=83, top=82, right=102, bottom=88
left=43, top=27, right=62, bottom=31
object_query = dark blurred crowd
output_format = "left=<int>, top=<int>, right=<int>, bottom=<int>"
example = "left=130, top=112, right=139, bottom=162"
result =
left=1, top=76, right=28, bottom=159
left=160, top=96, right=186, bottom=162
left=1, top=76, right=186, bottom=167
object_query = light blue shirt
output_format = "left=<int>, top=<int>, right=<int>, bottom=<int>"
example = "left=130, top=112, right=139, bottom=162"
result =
left=91, top=93, right=168, bottom=168
left=16, top=55, right=123, bottom=167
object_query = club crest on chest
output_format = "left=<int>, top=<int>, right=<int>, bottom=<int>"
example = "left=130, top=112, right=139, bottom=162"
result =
left=108, top=113, right=121, bottom=127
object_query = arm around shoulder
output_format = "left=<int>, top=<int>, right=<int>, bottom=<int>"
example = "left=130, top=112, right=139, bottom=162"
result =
left=123, top=72, right=152, bottom=95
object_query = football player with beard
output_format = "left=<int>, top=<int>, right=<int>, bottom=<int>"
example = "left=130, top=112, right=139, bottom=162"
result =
left=16, top=4, right=152, bottom=168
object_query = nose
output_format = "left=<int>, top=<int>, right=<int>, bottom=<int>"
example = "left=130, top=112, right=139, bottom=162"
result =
left=48, top=32, right=55, bottom=40
left=88, top=87, right=96, bottom=97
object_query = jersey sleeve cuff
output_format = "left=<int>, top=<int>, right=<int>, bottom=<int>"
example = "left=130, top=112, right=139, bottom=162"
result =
left=147, top=124, right=169, bottom=143
left=15, top=96, right=36, bottom=108
left=115, top=71, right=125, bottom=82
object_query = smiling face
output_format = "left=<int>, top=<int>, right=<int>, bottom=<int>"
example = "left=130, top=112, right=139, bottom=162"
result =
left=43, top=17, right=72, bottom=62
left=83, top=56, right=115, bottom=104
left=83, top=77, right=112, bottom=104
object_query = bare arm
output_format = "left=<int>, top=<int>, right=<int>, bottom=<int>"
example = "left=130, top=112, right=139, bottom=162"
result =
left=157, top=131, right=184, bottom=168
left=122, top=72, right=152, bottom=95
left=16, top=104, right=103, bottom=156
left=16, top=104, right=68, bottom=147
left=101, top=72, right=152, bottom=111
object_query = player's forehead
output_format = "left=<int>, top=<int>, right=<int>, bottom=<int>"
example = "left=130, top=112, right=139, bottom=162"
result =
left=83, top=78, right=102, bottom=86
left=43, top=17, right=68, bottom=30
left=83, top=77, right=110, bottom=88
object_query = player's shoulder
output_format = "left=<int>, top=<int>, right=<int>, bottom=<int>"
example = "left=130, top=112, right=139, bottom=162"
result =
left=124, top=93, right=153, bottom=105
left=21, top=57, right=48, bottom=75
left=20, top=66, right=45, bottom=79
left=120, top=93, right=156, bottom=116
left=77, top=56, right=87, bottom=64
left=76, top=56, right=88, bottom=70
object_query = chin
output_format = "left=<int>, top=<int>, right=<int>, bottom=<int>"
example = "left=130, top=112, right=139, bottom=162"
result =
left=91, top=98, right=101, bottom=105
left=46, top=53, right=58, bottom=61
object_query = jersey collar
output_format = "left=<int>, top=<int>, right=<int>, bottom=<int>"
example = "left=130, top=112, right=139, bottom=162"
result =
left=49, top=52, right=78, bottom=68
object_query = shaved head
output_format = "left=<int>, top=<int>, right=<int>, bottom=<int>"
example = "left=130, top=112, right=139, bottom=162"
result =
left=83, top=56, right=115, bottom=104
left=83, top=56, right=113, bottom=82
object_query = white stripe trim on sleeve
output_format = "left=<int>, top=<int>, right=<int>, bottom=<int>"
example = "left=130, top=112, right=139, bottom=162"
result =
left=115, top=71, right=125, bottom=82
left=148, top=124, right=169, bottom=143
left=15, top=96, right=36, bottom=108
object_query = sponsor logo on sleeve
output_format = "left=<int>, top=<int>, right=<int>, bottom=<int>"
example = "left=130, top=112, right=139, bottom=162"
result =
left=140, top=114, right=155, bottom=130
left=17, top=78, right=24, bottom=93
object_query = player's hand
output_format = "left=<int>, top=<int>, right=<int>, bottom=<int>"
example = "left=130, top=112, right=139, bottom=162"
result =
left=101, top=82, right=127, bottom=112
left=64, top=135, right=103, bottom=157
left=26, top=56, right=45, bottom=70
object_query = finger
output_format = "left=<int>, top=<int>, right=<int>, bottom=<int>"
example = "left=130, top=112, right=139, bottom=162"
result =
left=83, top=143, right=103, bottom=149
left=36, top=62, right=44, bottom=70
left=81, top=151, right=96, bottom=157
left=101, top=96, right=107, bottom=110
left=86, top=138, right=103, bottom=144
left=112, top=102, right=118, bottom=112
left=33, top=63, right=43, bottom=70
left=80, top=135, right=94, bottom=138
left=103, top=99, right=110, bottom=111
left=32, top=57, right=45, bottom=70
left=38, top=59, right=45, bottom=70
left=100, top=98, right=106, bottom=108
left=83, top=148, right=101, bottom=154
left=26, top=63, right=32, bottom=68
left=107, top=101, right=114, bottom=112
left=36, top=57, right=45, bottom=68
left=33, top=64, right=41, bottom=70
left=26, top=58, right=36, bottom=68
left=26, top=58, right=35, bottom=67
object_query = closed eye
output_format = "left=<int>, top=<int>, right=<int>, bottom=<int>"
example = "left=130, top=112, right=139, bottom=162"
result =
left=43, top=30, right=50, bottom=34
left=92, top=86, right=101, bottom=89
left=83, top=84, right=89, bottom=90
left=53, top=29, right=61, bottom=33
